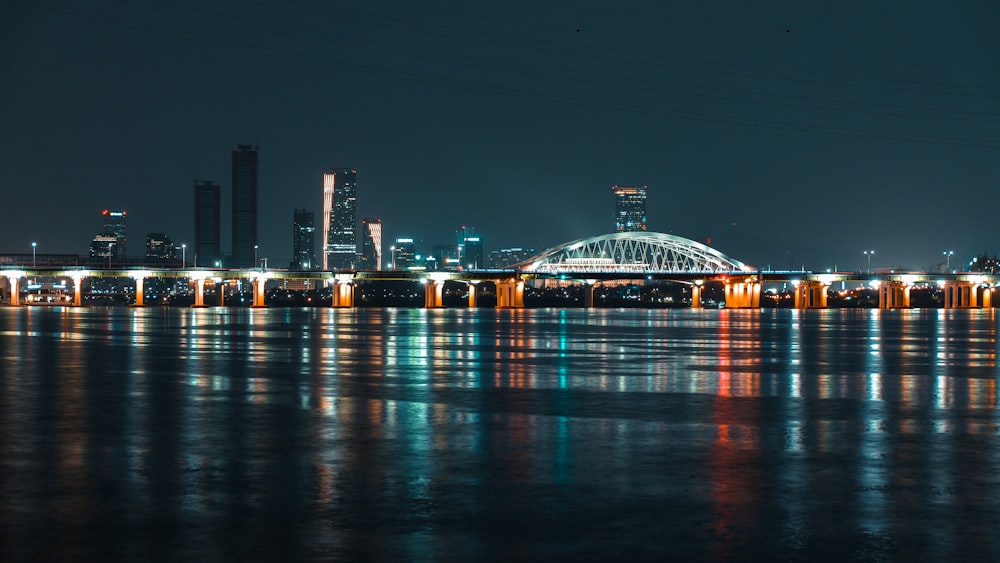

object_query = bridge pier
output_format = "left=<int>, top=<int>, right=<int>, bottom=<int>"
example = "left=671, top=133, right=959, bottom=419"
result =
left=70, top=273, right=84, bottom=306
left=984, top=287, right=994, bottom=308
left=5, top=275, right=21, bottom=306
left=583, top=283, right=596, bottom=308
left=467, top=282, right=478, bottom=308
left=131, top=275, right=146, bottom=307
left=217, top=280, right=226, bottom=306
left=192, top=278, right=210, bottom=308
left=724, top=281, right=761, bottom=309
left=424, top=280, right=444, bottom=308
left=876, top=282, right=909, bottom=309
left=793, top=281, right=828, bottom=309
left=332, top=281, right=355, bottom=308
left=942, top=282, right=977, bottom=309
left=496, top=279, right=524, bottom=309
left=690, top=282, right=702, bottom=309
left=251, top=276, right=267, bottom=308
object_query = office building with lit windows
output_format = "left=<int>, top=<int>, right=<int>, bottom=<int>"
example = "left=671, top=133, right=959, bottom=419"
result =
left=360, top=218, right=382, bottom=271
left=322, top=168, right=357, bottom=270
left=231, top=145, right=258, bottom=268
left=291, top=209, right=316, bottom=270
left=613, top=185, right=647, bottom=232
left=194, top=180, right=221, bottom=267
left=145, top=233, right=177, bottom=262
left=393, top=238, right=415, bottom=270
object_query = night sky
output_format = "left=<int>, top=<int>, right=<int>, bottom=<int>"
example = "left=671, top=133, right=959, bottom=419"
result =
left=3, top=1, right=999, bottom=271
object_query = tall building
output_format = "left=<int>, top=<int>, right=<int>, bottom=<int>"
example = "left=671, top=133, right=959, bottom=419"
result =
left=322, top=168, right=357, bottom=270
left=194, top=180, right=221, bottom=267
left=231, top=145, right=258, bottom=267
left=145, top=233, right=177, bottom=262
left=291, top=208, right=315, bottom=270
left=392, top=237, right=415, bottom=270
left=102, top=209, right=127, bottom=258
left=464, top=236, right=483, bottom=269
left=612, top=185, right=647, bottom=232
left=360, top=217, right=382, bottom=271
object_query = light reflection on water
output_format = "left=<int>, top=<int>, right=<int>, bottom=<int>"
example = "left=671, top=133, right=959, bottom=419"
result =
left=0, top=307, right=999, bottom=560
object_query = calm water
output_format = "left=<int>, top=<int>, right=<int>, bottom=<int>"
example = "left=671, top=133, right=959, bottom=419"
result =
left=1, top=306, right=999, bottom=562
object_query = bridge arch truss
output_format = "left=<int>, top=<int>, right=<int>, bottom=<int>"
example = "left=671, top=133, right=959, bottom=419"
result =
left=519, top=232, right=752, bottom=274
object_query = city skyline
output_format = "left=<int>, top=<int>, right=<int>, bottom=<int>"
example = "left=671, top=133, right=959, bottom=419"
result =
left=3, top=2, right=1000, bottom=272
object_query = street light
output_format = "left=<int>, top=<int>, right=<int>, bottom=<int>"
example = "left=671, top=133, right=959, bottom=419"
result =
left=108, top=242, right=114, bottom=268
left=254, top=245, right=259, bottom=269
left=31, top=241, right=36, bottom=267
left=943, top=250, right=954, bottom=272
left=390, top=245, right=397, bottom=270
left=181, top=243, right=186, bottom=268
left=863, top=250, right=875, bottom=274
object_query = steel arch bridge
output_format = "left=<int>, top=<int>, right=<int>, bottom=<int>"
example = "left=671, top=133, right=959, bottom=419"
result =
left=517, top=232, right=752, bottom=274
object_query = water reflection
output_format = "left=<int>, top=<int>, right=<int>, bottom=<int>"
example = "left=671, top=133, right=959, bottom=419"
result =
left=0, top=307, right=999, bottom=560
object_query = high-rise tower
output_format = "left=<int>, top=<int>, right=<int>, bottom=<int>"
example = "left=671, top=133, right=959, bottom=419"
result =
left=291, top=208, right=315, bottom=270
left=194, top=180, right=221, bottom=267
left=322, top=168, right=357, bottom=270
left=361, top=217, right=382, bottom=271
left=613, top=185, right=647, bottom=232
left=231, top=145, right=258, bottom=267
left=102, top=209, right=127, bottom=258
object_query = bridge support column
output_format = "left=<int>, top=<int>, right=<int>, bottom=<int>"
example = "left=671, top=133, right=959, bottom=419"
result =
left=251, top=276, right=267, bottom=308
left=467, top=283, right=478, bottom=308
left=332, top=281, right=355, bottom=308
left=424, top=281, right=444, bottom=308
left=217, top=281, right=226, bottom=306
left=496, top=279, right=524, bottom=309
left=192, top=278, right=209, bottom=308
left=131, top=275, right=146, bottom=307
left=984, top=287, right=994, bottom=309
left=583, top=283, right=596, bottom=309
left=70, top=274, right=84, bottom=306
left=877, top=282, right=909, bottom=309
left=942, top=282, right=977, bottom=309
left=5, top=276, right=21, bottom=306
left=691, top=282, right=702, bottom=309
left=724, top=281, right=761, bottom=309
left=793, top=281, right=828, bottom=309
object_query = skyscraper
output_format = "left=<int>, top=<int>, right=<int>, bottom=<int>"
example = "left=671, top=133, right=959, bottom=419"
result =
left=102, top=209, right=127, bottom=258
left=393, top=237, right=415, bottom=270
left=612, top=185, right=647, bottom=232
left=456, top=226, right=483, bottom=270
left=322, top=168, right=357, bottom=270
left=291, top=208, right=315, bottom=270
left=194, top=180, right=221, bottom=267
left=361, top=217, right=382, bottom=271
left=232, top=145, right=258, bottom=267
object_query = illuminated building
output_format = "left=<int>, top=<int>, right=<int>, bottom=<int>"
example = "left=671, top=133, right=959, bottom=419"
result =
left=393, top=238, right=415, bottom=270
left=88, top=233, right=118, bottom=260
left=194, top=180, right=221, bottom=267
left=145, top=233, right=177, bottom=262
left=489, top=247, right=537, bottom=269
left=291, top=209, right=315, bottom=270
left=613, top=185, right=647, bottom=232
left=322, top=168, right=357, bottom=270
left=433, top=244, right=459, bottom=271
left=360, top=217, right=382, bottom=271
left=103, top=209, right=127, bottom=258
left=231, top=145, right=258, bottom=267
left=456, top=225, right=483, bottom=270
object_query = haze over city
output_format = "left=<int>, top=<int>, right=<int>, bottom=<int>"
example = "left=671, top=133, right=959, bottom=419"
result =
left=3, top=1, right=999, bottom=271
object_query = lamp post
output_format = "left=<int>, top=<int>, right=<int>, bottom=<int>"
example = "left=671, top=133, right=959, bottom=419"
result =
left=390, top=246, right=397, bottom=270
left=863, top=250, right=874, bottom=274
left=108, top=242, right=114, bottom=268
left=943, top=250, right=953, bottom=272
left=31, top=241, right=36, bottom=267
left=181, top=244, right=186, bottom=268
left=254, top=245, right=259, bottom=269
